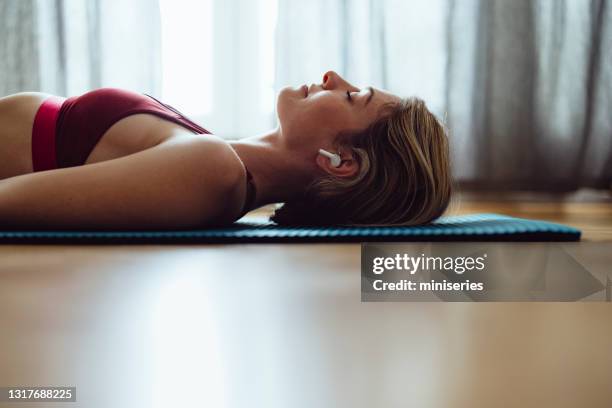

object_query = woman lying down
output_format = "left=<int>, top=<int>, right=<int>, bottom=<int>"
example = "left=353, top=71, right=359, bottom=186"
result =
left=0, top=71, right=451, bottom=230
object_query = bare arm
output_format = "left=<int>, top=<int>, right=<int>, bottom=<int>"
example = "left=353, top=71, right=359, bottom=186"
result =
left=0, top=134, right=245, bottom=230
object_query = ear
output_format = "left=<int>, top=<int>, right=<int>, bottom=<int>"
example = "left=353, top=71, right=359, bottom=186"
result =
left=315, top=149, right=359, bottom=178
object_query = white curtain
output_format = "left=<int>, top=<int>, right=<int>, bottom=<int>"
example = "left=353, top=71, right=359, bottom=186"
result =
left=2, top=0, right=610, bottom=190
left=274, top=0, right=612, bottom=190
left=157, top=0, right=278, bottom=139
left=0, top=0, right=161, bottom=97
left=274, top=0, right=448, bottom=116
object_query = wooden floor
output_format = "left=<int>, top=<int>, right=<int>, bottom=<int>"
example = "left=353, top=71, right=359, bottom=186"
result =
left=0, top=196, right=611, bottom=407
left=450, top=200, right=612, bottom=241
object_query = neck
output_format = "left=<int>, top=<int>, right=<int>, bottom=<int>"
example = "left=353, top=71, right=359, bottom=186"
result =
left=228, top=127, right=315, bottom=209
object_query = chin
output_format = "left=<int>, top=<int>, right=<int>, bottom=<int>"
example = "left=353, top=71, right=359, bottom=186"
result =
left=276, top=86, right=298, bottom=126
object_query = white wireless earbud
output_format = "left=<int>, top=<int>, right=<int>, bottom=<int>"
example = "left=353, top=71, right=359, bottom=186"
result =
left=318, top=148, right=342, bottom=168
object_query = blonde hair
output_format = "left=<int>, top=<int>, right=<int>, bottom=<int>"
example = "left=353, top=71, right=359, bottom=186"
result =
left=271, top=97, right=452, bottom=226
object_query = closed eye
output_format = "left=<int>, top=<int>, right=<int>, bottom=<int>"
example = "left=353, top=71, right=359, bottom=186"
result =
left=346, top=88, right=362, bottom=104
left=346, top=90, right=353, bottom=103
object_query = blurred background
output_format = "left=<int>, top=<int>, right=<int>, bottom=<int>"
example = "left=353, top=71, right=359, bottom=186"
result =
left=0, top=0, right=610, bottom=192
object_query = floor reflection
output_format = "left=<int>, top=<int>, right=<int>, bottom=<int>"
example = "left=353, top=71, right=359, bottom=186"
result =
left=150, top=259, right=227, bottom=407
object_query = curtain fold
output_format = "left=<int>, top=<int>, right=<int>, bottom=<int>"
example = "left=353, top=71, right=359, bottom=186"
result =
left=447, top=0, right=612, bottom=190
left=0, top=0, right=40, bottom=94
left=275, top=0, right=612, bottom=190
left=0, top=0, right=162, bottom=97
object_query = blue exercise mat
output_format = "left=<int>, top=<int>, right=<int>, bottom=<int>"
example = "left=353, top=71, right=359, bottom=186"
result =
left=0, top=213, right=580, bottom=244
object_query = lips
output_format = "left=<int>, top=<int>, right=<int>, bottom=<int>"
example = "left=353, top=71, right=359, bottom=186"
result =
left=302, top=84, right=308, bottom=98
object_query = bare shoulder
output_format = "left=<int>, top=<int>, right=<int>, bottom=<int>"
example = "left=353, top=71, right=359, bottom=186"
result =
left=167, top=133, right=246, bottom=186
left=160, top=133, right=247, bottom=223
left=0, top=132, right=248, bottom=229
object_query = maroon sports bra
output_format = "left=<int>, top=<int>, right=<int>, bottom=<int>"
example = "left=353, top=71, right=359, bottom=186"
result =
left=32, top=88, right=256, bottom=216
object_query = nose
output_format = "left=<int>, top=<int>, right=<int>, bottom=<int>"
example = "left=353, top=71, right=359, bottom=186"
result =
left=322, top=70, right=357, bottom=91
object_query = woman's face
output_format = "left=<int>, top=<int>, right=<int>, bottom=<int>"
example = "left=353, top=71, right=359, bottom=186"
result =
left=276, top=70, right=400, bottom=151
